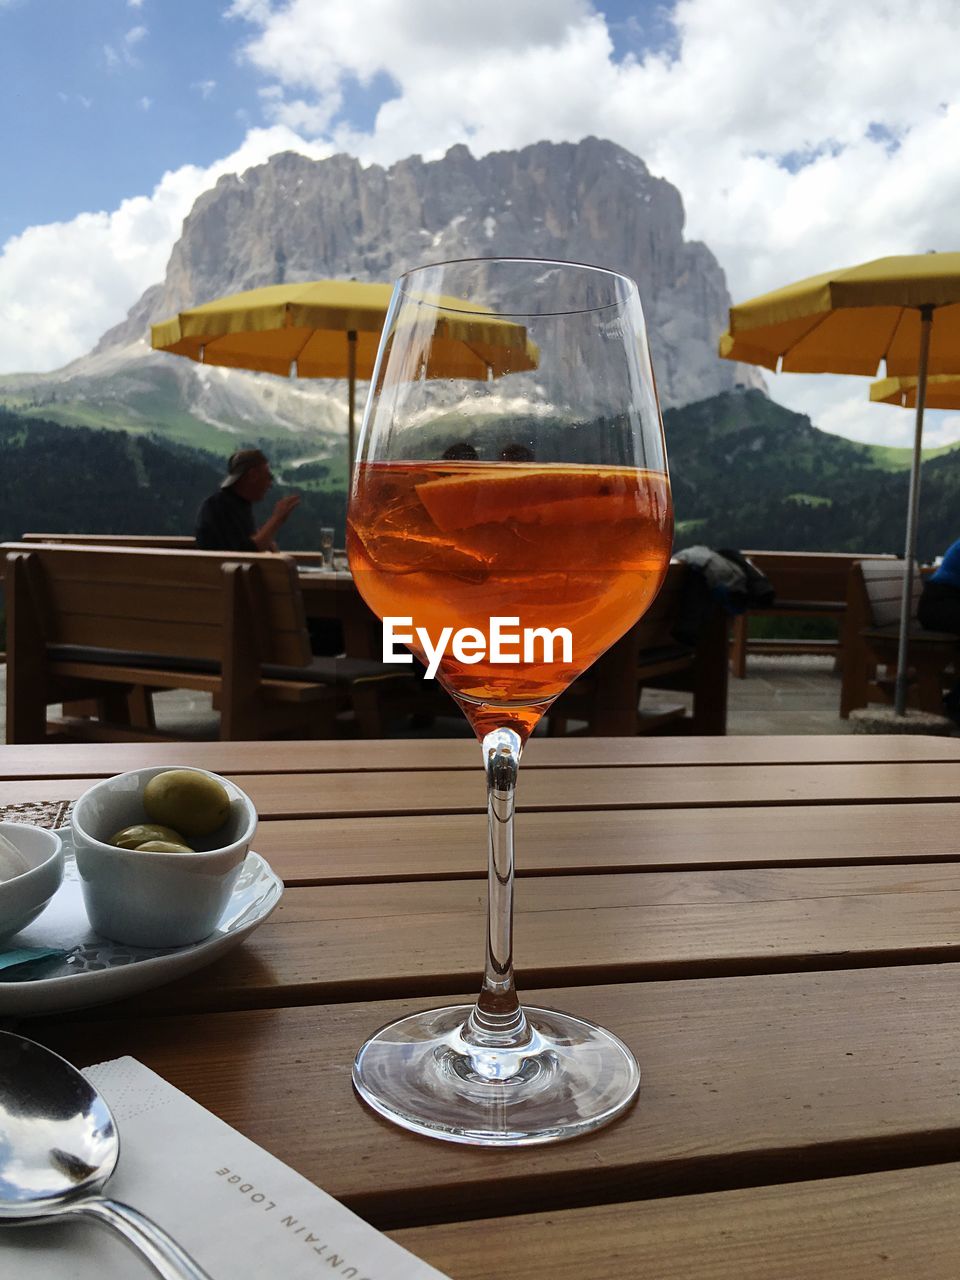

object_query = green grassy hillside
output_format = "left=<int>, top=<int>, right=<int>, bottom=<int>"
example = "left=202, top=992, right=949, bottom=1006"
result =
left=863, top=440, right=960, bottom=471
left=664, top=391, right=960, bottom=559
left=4, top=391, right=959, bottom=561
left=0, top=409, right=347, bottom=546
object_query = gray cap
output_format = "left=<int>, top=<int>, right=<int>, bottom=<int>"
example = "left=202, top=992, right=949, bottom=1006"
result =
left=221, top=448, right=269, bottom=489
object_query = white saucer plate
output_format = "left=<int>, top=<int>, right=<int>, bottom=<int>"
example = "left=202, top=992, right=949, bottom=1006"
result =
left=0, top=829, right=283, bottom=1016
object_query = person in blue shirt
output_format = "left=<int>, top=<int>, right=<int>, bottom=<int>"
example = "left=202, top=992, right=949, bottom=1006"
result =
left=918, top=538, right=960, bottom=716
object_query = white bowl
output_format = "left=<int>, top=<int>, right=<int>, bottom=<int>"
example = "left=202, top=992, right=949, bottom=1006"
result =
left=0, top=823, right=64, bottom=942
left=70, top=766, right=258, bottom=947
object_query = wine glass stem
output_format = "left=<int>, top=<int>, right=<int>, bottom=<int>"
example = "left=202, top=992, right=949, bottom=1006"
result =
left=464, top=727, right=528, bottom=1048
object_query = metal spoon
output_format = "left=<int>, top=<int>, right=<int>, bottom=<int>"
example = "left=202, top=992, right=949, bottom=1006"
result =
left=0, top=1031, right=212, bottom=1279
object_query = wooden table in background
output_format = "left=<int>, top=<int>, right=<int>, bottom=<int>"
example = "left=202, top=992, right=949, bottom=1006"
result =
left=3, top=735, right=960, bottom=1278
left=297, top=568, right=380, bottom=658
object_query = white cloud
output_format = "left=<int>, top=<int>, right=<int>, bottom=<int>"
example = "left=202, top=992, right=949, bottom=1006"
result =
left=193, top=78, right=217, bottom=99
left=138, top=95, right=152, bottom=111
left=0, top=128, right=330, bottom=373
left=122, top=24, right=147, bottom=65
left=229, top=0, right=590, bottom=90
left=224, top=0, right=960, bottom=446
left=771, top=372, right=960, bottom=453
left=104, top=24, right=148, bottom=70
left=228, top=0, right=960, bottom=297
left=226, top=0, right=273, bottom=22
left=6, top=0, right=960, bottom=451
left=928, top=414, right=960, bottom=448
left=258, top=84, right=341, bottom=134
left=128, top=0, right=145, bottom=8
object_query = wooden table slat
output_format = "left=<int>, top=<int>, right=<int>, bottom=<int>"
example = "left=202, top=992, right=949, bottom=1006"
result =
left=256, top=802, right=960, bottom=884
left=96, top=866, right=960, bottom=1012
left=392, top=1162, right=960, bottom=1279
left=1, top=734, right=958, bottom=779
left=6, top=760, right=960, bottom=817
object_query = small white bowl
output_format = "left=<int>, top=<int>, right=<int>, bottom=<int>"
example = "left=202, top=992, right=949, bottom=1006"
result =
left=70, top=766, right=258, bottom=947
left=0, top=823, right=64, bottom=942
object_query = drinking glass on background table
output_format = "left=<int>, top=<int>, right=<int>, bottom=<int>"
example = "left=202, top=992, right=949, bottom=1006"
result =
left=319, top=526, right=335, bottom=568
left=346, top=257, right=673, bottom=1145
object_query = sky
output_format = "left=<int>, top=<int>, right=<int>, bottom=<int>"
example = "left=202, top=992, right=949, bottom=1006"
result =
left=2, top=0, right=960, bottom=448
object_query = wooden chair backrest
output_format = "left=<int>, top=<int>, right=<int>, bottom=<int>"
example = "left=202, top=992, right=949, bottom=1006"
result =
left=623, top=561, right=687, bottom=651
left=856, top=558, right=922, bottom=628
left=2, top=543, right=312, bottom=668
left=742, top=550, right=898, bottom=603
left=548, top=561, right=728, bottom=735
left=569, top=562, right=688, bottom=692
left=20, top=533, right=197, bottom=548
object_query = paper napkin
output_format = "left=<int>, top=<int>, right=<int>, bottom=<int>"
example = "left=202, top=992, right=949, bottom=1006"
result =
left=0, top=946, right=66, bottom=972
left=0, top=1055, right=448, bottom=1280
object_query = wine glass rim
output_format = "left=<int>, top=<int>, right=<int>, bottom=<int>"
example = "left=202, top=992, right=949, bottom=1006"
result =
left=395, top=256, right=639, bottom=319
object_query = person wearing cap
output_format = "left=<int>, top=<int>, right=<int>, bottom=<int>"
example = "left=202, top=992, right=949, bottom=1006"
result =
left=194, top=449, right=300, bottom=552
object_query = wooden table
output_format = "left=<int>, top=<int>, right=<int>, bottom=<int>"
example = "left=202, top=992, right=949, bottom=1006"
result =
left=4, top=735, right=960, bottom=1278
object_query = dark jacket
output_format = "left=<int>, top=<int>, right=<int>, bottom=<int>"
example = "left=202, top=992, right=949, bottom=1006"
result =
left=194, top=488, right=257, bottom=552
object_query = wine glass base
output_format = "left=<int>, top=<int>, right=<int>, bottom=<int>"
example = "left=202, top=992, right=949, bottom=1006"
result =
left=352, top=1003, right=640, bottom=1146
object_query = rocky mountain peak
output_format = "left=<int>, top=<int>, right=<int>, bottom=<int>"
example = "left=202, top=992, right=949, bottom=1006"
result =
left=95, top=136, right=761, bottom=408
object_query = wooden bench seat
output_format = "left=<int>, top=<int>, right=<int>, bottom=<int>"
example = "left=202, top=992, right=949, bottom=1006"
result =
left=3, top=543, right=415, bottom=743
left=839, top=558, right=959, bottom=717
left=730, top=550, right=897, bottom=677
left=20, top=532, right=197, bottom=548
left=20, top=532, right=338, bottom=570
left=546, top=562, right=728, bottom=736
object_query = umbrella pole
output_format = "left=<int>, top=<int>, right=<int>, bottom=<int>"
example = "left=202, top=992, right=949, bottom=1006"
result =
left=893, top=305, right=934, bottom=716
left=347, top=330, right=358, bottom=481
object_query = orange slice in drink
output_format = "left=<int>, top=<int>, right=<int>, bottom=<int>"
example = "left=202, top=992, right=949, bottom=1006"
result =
left=350, top=525, right=489, bottom=576
left=415, top=465, right=650, bottom=532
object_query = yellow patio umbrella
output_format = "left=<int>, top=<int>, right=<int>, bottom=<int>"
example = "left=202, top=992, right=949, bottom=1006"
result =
left=719, top=252, right=960, bottom=714
left=870, top=374, right=960, bottom=410
left=152, top=278, right=537, bottom=474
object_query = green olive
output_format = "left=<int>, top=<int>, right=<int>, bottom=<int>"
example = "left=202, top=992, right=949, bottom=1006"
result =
left=110, top=823, right=191, bottom=850
left=134, top=840, right=195, bottom=853
left=143, top=769, right=231, bottom=836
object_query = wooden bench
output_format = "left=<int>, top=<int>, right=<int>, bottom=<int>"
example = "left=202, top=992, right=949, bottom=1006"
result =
left=546, top=562, right=728, bottom=736
left=20, top=531, right=339, bottom=570
left=3, top=543, right=415, bottom=743
left=730, top=550, right=898, bottom=677
left=839, top=559, right=959, bottom=717
left=21, top=532, right=198, bottom=548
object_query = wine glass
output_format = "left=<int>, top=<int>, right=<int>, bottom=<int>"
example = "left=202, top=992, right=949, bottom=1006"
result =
left=346, top=258, right=672, bottom=1146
